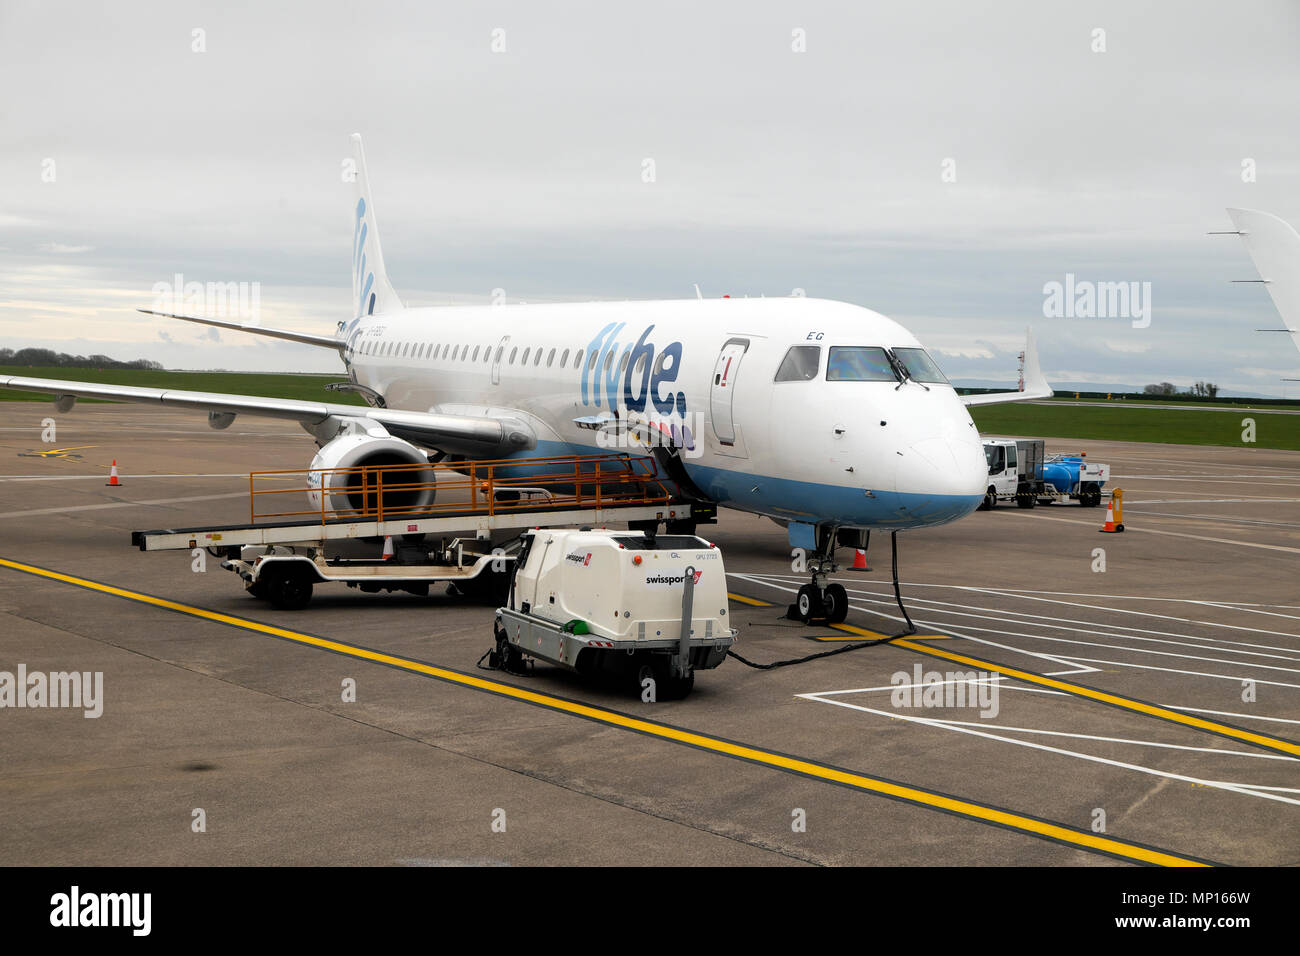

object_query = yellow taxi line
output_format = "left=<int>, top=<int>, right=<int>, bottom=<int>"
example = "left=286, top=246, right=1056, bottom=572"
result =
left=1, top=557, right=1213, bottom=867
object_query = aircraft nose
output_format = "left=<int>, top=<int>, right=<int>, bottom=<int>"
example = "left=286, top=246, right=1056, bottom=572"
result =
left=891, top=435, right=987, bottom=523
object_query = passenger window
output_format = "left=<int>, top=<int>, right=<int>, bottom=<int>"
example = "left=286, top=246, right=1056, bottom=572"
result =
left=547, top=348, right=556, bottom=367
left=587, top=350, right=599, bottom=371
left=509, top=347, right=518, bottom=364
left=535, top=349, right=543, bottom=366
left=561, top=348, right=570, bottom=367
left=774, top=346, right=820, bottom=382
left=574, top=349, right=583, bottom=369
left=826, top=346, right=897, bottom=382
left=522, top=347, right=531, bottom=365
left=472, top=345, right=480, bottom=361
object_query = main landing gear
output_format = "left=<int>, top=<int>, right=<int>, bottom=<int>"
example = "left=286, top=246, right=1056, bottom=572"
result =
left=788, top=528, right=916, bottom=637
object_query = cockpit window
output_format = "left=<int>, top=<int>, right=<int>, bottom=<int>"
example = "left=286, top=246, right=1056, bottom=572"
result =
left=893, top=347, right=949, bottom=384
left=826, top=346, right=897, bottom=382
left=774, top=346, right=820, bottom=382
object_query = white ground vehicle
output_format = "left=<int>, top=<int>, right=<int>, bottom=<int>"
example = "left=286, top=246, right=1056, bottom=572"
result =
left=980, top=439, right=1109, bottom=509
left=493, top=529, right=737, bottom=698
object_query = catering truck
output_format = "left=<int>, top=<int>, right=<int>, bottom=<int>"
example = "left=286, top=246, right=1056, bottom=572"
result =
left=980, top=438, right=1108, bottom=509
left=492, top=529, right=737, bottom=699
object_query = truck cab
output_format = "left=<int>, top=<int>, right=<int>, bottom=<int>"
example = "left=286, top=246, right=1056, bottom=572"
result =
left=980, top=438, right=1046, bottom=509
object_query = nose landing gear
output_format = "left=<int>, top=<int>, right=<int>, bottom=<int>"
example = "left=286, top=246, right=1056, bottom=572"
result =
left=788, top=529, right=916, bottom=636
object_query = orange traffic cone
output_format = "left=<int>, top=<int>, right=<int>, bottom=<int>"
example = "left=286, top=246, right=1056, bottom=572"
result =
left=849, top=548, right=871, bottom=571
left=381, top=535, right=395, bottom=560
left=105, top=460, right=121, bottom=486
left=1099, top=501, right=1123, bottom=533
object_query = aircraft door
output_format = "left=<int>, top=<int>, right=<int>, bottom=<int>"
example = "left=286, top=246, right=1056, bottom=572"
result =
left=491, top=335, right=510, bottom=386
left=709, top=338, right=749, bottom=445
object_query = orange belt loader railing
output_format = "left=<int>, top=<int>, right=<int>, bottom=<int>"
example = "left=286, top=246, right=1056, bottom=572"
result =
left=248, top=453, right=676, bottom=526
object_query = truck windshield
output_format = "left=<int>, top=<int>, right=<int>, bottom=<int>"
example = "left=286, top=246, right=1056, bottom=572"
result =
left=826, top=347, right=898, bottom=382
left=985, top=445, right=1004, bottom=474
left=893, top=347, right=949, bottom=384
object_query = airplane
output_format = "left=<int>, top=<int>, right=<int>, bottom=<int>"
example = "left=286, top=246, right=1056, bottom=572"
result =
left=1, top=134, right=1052, bottom=626
left=1222, top=207, right=1300, bottom=364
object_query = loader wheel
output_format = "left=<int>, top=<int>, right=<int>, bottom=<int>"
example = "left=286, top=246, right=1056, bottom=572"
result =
left=494, top=629, right=522, bottom=672
left=979, top=488, right=996, bottom=510
left=822, top=583, right=849, bottom=624
left=265, top=566, right=313, bottom=610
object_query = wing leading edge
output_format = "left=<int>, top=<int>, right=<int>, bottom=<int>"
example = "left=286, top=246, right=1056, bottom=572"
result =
left=0, top=375, right=535, bottom=457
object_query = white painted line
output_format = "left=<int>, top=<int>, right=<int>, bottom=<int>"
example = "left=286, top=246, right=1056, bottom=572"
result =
left=820, top=582, right=1300, bottom=656
left=740, top=572, right=1300, bottom=646
left=1160, top=706, right=1300, bottom=727
left=0, top=492, right=249, bottom=519
left=0, top=473, right=248, bottom=481
left=799, top=693, right=1300, bottom=806
left=1002, top=510, right=1300, bottom=554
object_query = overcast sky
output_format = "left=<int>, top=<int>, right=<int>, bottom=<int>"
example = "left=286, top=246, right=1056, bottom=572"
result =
left=3, top=1, right=1299, bottom=394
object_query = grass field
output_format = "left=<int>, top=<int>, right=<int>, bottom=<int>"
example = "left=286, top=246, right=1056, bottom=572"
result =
left=970, top=402, right=1300, bottom=451
left=2, top=366, right=1297, bottom=450
left=0, top=366, right=366, bottom=406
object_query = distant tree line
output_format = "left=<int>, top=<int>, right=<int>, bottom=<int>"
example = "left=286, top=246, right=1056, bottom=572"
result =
left=0, top=348, right=162, bottom=370
left=1143, top=381, right=1219, bottom=398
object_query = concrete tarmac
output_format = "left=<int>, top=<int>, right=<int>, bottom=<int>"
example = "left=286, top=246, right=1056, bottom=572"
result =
left=1, top=404, right=1297, bottom=865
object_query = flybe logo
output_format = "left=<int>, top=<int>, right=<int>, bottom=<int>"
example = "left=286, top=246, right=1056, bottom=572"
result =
left=352, top=198, right=376, bottom=318
left=581, top=323, right=687, bottom=419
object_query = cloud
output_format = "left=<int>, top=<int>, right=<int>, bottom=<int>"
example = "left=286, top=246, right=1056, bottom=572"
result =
left=0, top=1, right=1297, bottom=393
left=37, top=242, right=94, bottom=254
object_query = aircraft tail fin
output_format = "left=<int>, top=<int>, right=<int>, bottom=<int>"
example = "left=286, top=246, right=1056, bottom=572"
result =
left=350, top=134, right=402, bottom=319
left=1226, top=208, right=1300, bottom=355
left=961, top=327, right=1053, bottom=407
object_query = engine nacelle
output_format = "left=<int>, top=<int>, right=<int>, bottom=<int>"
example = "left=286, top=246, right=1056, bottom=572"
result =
left=306, top=434, right=436, bottom=517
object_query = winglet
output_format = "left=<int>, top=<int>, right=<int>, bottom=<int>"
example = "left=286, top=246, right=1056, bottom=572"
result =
left=1225, top=208, right=1300, bottom=353
left=350, top=134, right=402, bottom=319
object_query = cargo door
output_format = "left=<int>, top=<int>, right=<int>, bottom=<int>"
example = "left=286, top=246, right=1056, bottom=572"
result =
left=709, top=338, right=749, bottom=445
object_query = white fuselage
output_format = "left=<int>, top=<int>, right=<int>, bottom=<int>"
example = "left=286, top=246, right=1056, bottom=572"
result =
left=337, top=296, right=989, bottom=530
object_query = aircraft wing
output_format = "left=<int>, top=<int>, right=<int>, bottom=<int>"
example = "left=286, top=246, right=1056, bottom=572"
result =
left=0, top=375, right=535, bottom=456
left=138, top=310, right=345, bottom=351
left=1225, top=208, right=1300, bottom=357
left=960, top=327, right=1054, bottom=407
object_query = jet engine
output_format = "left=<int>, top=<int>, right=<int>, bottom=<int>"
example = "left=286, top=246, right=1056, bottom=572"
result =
left=305, top=433, right=436, bottom=517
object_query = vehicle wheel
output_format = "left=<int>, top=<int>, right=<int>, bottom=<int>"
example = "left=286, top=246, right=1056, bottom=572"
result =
left=494, top=629, right=522, bottom=672
left=822, top=583, right=849, bottom=624
left=796, top=584, right=820, bottom=623
left=246, top=580, right=269, bottom=600
left=1080, top=486, right=1102, bottom=508
left=979, top=487, right=996, bottom=510
left=650, top=658, right=694, bottom=700
left=634, top=660, right=659, bottom=699
left=1016, top=493, right=1036, bottom=509
left=266, top=567, right=313, bottom=610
